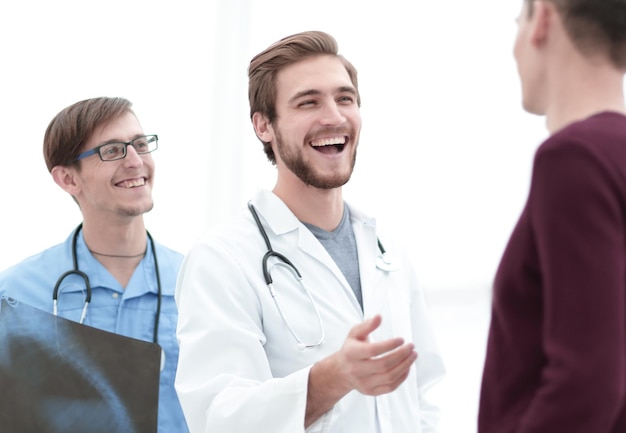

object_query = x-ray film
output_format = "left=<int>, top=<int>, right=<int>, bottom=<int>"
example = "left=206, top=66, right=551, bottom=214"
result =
left=0, top=297, right=160, bottom=433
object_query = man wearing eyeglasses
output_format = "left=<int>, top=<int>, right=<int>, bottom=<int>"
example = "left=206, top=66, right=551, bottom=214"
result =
left=0, top=97, right=189, bottom=433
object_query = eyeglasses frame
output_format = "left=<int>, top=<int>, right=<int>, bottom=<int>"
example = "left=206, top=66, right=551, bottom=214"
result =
left=75, top=134, right=159, bottom=162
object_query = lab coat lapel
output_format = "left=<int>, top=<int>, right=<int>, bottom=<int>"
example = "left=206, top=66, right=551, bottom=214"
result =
left=348, top=204, right=386, bottom=319
left=251, top=190, right=363, bottom=314
left=252, top=190, right=342, bottom=270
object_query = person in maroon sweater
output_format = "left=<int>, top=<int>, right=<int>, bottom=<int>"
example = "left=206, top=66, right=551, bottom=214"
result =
left=478, top=1, right=626, bottom=432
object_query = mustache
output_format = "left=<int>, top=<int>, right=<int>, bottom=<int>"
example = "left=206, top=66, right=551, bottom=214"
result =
left=304, top=127, right=353, bottom=143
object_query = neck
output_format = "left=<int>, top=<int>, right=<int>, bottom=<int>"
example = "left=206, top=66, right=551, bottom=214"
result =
left=544, top=52, right=626, bottom=133
left=80, top=219, right=148, bottom=288
left=545, top=88, right=626, bottom=133
left=273, top=182, right=344, bottom=231
left=81, top=218, right=148, bottom=259
left=89, top=249, right=146, bottom=259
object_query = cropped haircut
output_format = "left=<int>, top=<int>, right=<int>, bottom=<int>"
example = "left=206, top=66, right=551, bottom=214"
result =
left=527, top=0, right=626, bottom=68
left=43, top=97, right=134, bottom=172
left=247, top=31, right=360, bottom=164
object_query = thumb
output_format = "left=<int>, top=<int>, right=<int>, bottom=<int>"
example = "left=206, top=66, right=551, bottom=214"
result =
left=349, top=314, right=382, bottom=341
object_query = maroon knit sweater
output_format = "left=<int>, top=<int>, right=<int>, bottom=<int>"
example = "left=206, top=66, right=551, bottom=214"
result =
left=479, top=112, right=626, bottom=433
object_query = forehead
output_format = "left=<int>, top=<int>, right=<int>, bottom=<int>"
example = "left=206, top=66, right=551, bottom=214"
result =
left=274, top=55, right=354, bottom=102
left=88, top=111, right=143, bottom=145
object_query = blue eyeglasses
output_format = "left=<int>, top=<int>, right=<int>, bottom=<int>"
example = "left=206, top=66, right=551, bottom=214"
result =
left=75, top=135, right=158, bottom=162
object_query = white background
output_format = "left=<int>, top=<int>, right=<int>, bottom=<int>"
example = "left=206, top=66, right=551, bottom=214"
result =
left=1, top=1, right=555, bottom=432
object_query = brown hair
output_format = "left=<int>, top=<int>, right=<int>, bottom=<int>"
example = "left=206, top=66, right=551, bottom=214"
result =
left=526, top=0, right=626, bottom=68
left=248, top=31, right=360, bottom=163
left=43, top=97, right=134, bottom=172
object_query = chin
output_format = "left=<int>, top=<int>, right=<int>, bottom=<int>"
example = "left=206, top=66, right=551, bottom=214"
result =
left=521, top=97, right=545, bottom=116
left=119, top=201, right=154, bottom=217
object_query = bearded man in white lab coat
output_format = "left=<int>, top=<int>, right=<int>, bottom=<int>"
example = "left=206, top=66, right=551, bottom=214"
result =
left=175, top=30, right=446, bottom=433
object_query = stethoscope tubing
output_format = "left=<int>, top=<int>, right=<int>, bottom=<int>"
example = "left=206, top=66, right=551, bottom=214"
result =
left=52, top=223, right=162, bottom=344
left=248, top=202, right=325, bottom=349
left=247, top=201, right=398, bottom=350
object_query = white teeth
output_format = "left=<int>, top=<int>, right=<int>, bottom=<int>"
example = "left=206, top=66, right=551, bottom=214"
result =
left=119, top=178, right=145, bottom=188
left=310, top=136, right=346, bottom=147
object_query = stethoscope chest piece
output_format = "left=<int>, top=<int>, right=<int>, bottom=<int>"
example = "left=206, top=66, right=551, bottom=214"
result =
left=376, top=252, right=400, bottom=272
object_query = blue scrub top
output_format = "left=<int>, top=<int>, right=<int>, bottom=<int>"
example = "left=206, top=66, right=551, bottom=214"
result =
left=0, top=228, right=189, bottom=433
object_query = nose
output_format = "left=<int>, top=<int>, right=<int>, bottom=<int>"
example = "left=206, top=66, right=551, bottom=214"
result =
left=319, top=100, right=346, bottom=126
left=123, top=144, right=144, bottom=167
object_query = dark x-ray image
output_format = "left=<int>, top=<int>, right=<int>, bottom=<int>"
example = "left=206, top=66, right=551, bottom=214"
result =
left=0, top=298, right=160, bottom=433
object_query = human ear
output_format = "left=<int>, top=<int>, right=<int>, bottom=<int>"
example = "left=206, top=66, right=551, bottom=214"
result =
left=529, top=1, right=552, bottom=47
left=252, top=112, right=274, bottom=143
left=51, top=165, right=80, bottom=196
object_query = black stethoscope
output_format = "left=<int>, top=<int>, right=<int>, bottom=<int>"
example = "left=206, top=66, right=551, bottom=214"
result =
left=52, top=223, right=163, bottom=345
left=247, top=202, right=399, bottom=350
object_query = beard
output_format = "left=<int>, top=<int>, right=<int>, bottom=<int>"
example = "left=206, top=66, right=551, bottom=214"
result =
left=274, top=128, right=357, bottom=189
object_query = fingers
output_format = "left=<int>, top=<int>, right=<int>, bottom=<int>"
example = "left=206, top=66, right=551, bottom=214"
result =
left=349, top=340, right=415, bottom=376
left=347, top=315, right=405, bottom=359
left=348, top=314, right=382, bottom=341
left=346, top=342, right=417, bottom=396
left=363, top=337, right=407, bottom=359
left=306, top=316, right=418, bottom=425
left=361, top=344, right=418, bottom=395
left=340, top=316, right=418, bottom=396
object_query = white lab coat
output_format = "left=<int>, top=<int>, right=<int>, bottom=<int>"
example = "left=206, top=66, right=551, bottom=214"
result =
left=175, top=190, right=445, bottom=433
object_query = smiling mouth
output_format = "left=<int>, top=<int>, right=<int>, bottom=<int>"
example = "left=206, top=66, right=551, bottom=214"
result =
left=310, top=136, right=347, bottom=153
left=116, top=178, right=146, bottom=188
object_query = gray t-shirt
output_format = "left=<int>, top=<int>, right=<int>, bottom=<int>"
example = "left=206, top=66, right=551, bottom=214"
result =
left=302, top=205, right=363, bottom=309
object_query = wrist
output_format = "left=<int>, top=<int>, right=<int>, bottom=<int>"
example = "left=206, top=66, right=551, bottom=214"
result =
left=305, top=354, right=351, bottom=427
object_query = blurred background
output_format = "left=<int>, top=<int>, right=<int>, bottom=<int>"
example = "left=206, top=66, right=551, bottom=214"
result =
left=0, top=1, right=553, bottom=431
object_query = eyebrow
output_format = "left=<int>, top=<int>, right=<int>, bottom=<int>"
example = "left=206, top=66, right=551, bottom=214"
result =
left=97, top=134, right=145, bottom=147
left=288, top=86, right=357, bottom=104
